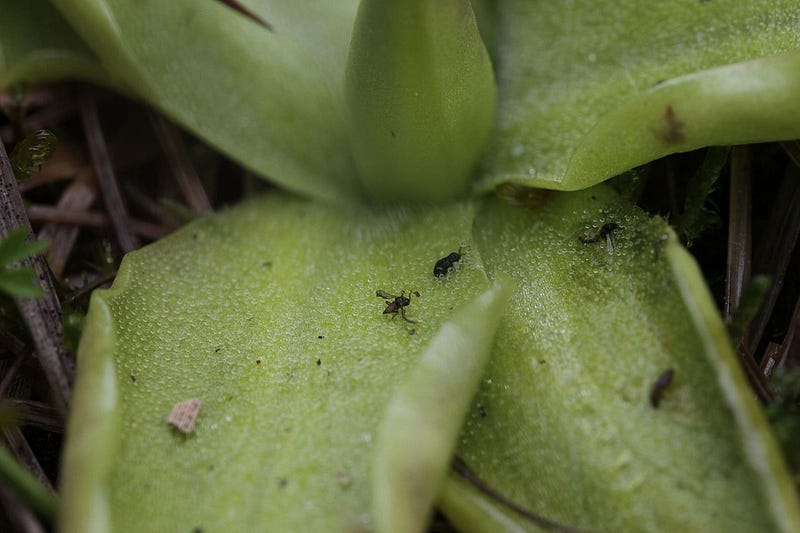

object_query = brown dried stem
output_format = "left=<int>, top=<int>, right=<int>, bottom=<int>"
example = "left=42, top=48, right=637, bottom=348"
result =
left=745, top=161, right=800, bottom=360
left=28, top=205, right=169, bottom=241
left=80, top=91, right=140, bottom=253
left=0, top=139, right=72, bottom=415
left=148, top=111, right=213, bottom=214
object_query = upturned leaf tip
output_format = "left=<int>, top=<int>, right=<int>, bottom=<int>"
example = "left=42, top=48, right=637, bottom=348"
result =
left=345, top=0, right=496, bottom=203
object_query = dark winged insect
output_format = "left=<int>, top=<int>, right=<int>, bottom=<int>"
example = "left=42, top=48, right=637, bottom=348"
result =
left=376, top=290, right=419, bottom=323
left=579, top=222, right=619, bottom=244
left=649, top=368, right=675, bottom=408
left=434, top=251, right=462, bottom=278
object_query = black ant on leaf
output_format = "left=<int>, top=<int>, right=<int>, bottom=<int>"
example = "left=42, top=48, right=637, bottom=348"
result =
left=376, top=290, right=420, bottom=323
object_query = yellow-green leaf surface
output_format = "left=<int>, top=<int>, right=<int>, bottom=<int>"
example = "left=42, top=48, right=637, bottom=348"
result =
left=60, top=194, right=492, bottom=532
left=62, top=187, right=800, bottom=531
left=477, top=0, right=800, bottom=192
left=438, top=189, right=800, bottom=532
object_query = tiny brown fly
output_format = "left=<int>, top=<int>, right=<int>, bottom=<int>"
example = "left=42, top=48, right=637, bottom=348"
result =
left=376, top=290, right=420, bottom=323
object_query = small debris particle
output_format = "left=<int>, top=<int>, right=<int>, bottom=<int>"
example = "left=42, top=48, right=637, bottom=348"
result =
left=262, top=261, right=273, bottom=268
left=650, top=368, right=675, bottom=408
left=539, top=359, right=546, bottom=365
left=316, top=358, right=322, bottom=366
left=336, top=471, right=352, bottom=488
left=166, top=398, right=201, bottom=434
left=214, top=347, right=221, bottom=353
left=256, top=359, right=262, bottom=365
left=478, top=404, right=487, bottom=418
left=317, top=335, right=324, bottom=339
left=278, top=478, right=288, bottom=488
left=192, top=527, right=203, bottom=533
left=129, top=373, right=137, bottom=383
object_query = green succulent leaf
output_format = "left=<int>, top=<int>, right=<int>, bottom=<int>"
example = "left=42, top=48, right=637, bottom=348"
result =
left=477, top=0, right=800, bottom=192
left=666, top=231, right=800, bottom=533
left=4, top=0, right=799, bottom=531
left=438, top=189, right=800, bottom=532
left=345, top=0, right=496, bottom=202
left=61, top=194, right=492, bottom=532
left=0, top=0, right=110, bottom=89
left=47, top=0, right=364, bottom=204
left=5, top=1, right=797, bottom=201
left=61, top=187, right=799, bottom=531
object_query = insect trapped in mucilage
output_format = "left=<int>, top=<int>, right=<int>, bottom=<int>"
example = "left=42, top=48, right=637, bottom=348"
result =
left=376, top=290, right=420, bottom=323
left=433, top=250, right=462, bottom=278
left=579, top=222, right=619, bottom=244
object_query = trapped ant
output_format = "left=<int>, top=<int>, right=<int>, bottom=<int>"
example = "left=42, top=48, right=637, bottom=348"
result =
left=376, top=290, right=420, bottom=323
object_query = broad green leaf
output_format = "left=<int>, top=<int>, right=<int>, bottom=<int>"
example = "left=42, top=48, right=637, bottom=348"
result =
left=48, top=0, right=364, bottom=204
left=60, top=194, right=491, bottom=532
left=440, top=188, right=800, bottom=532
left=477, top=0, right=800, bottom=192
left=0, top=0, right=110, bottom=89
left=345, top=0, right=496, bottom=202
left=666, top=232, right=800, bottom=533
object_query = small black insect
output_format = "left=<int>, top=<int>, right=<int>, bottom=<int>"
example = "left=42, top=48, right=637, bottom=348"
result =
left=649, top=368, right=675, bottom=408
left=376, top=290, right=420, bottom=323
left=579, top=222, right=619, bottom=244
left=434, top=250, right=462, bottom=278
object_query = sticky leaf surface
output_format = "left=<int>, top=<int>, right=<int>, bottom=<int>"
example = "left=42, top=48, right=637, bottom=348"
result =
left=61, top=194, right=490, bottom=532
left=439, top=188, right=800, bottom=532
